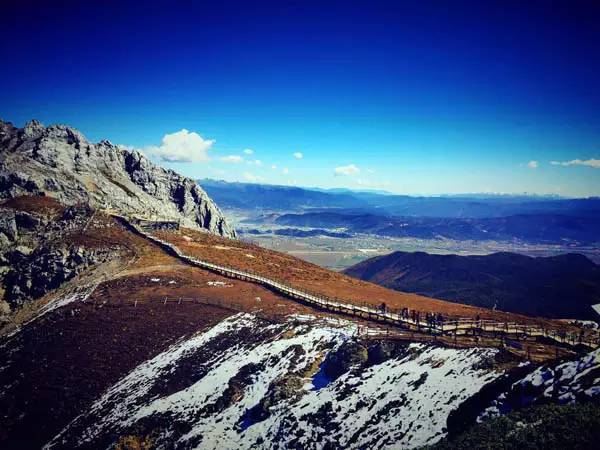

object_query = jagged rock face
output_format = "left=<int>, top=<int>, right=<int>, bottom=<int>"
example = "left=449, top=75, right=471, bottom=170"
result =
left=0, top=210, right=18, bottom=250
left=0, top=119, right=235, bottom=238
left=3, top=244, right=109, bottom=306
left=0, top=201, right=124, bottom=316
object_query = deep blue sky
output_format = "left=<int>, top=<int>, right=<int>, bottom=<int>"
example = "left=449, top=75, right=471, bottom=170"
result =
left=2, top=0, right=599, bottom=196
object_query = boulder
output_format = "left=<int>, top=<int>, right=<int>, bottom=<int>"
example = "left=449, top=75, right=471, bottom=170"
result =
left=324, top=340, right=369, bottom=380
left=0, top=209, right=18, bottom=244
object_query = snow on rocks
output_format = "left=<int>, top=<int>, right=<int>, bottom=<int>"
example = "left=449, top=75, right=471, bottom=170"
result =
left=480, top=348, right=600, bottom=421
left=207, top=281, right=233, bottom=288
left=46, top=314, right=502, bottom=450
left=31, top=286, right=97, bottom=322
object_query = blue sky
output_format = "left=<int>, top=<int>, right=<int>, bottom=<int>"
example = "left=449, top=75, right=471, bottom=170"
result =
left=1, top=1, right=599, bottom=196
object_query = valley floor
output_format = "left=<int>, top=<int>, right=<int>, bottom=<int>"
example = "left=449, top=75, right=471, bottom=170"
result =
left=242, top=231, right=600, bottom=270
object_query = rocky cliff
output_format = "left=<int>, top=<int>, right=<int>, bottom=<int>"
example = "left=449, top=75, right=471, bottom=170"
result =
left=0, top=119, right=235, bottom=238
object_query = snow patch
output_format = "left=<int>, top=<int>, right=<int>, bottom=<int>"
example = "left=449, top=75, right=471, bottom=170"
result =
left=47, top=314, right=502, bottom=450
left=207, top=281, right=233, bottom=288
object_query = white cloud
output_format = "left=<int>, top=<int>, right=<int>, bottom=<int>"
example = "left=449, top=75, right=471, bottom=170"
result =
left=282, top=167, right=289, bottom=174
left=146, top=129, right=214, bottom=163
left=366, top=168, right=376, bottom=174
left=550, top=158, right=600, bottom=169
left=243, top=172, right=263, bottom=183
left=334, top=164, right=360, bottom=176
left=247, top=159, right=262, bottom=166
left=271, top=164, right=277, bottom=170
left=527, top=160, right=538, bottom=169
left=220, top=155, right=244, bottom=164
left=243, top=148, right=254, bottom=155
left=293, top=152, right=303, bottom=159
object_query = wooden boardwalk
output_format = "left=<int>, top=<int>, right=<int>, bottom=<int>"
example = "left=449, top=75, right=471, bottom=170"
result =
left=114, top=215, right=600, bottom=350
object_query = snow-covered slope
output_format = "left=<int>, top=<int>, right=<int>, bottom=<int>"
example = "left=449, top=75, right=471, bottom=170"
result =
left=480, top=347, right=600, bottom=421
left=48, top=314, right=502, bottom=449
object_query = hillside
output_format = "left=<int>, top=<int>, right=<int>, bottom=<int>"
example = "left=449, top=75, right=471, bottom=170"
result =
left=344, top=251, right=600, bottom=320
left=1, top=195, right=594, bottom=449
left=152, top=227, right=559, bottom=324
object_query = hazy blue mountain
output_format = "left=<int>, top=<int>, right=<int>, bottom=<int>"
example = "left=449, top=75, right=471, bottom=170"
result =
left=199, top=179, right=368, bottom=211
left=199, top=179, right=600, bottom=219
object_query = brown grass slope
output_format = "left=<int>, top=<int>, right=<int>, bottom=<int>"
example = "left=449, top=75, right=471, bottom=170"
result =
left=154, top=227, right=564, bottom=327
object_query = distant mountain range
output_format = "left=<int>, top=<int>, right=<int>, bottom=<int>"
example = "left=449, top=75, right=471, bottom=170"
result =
left=200, top=179, right=600, bottom=219
left=275, top=211, right=600, bottom=245
left=199, top=179, right=368, bottom=211
left=344, top=251, right=600, bottom=320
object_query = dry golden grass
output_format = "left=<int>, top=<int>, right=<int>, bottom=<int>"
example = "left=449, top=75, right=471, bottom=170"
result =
left=155, top=227, right=565, bottom=328
left=1, top=194, right=65, bottom=217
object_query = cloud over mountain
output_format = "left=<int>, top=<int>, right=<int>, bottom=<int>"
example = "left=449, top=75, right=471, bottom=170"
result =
left=147, top=129, right=214, bottom=163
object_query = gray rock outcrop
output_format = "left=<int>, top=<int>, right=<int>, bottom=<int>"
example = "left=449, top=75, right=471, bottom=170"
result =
left=324, top=340, right=369, bottom=380
left=0, top=119, right=235, bottom=238
left=0, top=209, right=18, bottom=250
left=3, top=244, right=110, bottom=306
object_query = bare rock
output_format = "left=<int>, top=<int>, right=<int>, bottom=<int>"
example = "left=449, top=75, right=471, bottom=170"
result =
left=324, top=340, right=369, bottom=380
left=3, top=244, right=110, bottom=306
left=0, top=209, right=18, bottom=247
left=0, top=119, right=235, bottom=238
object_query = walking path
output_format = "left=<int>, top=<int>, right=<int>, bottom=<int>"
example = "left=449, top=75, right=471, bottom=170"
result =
left=114, top=215, right=600, bottom=350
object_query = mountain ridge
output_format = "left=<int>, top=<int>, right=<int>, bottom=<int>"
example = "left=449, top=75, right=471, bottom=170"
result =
left=200, top=178, right=600, bottom=218
left=0, top=119, right=235, bottom=237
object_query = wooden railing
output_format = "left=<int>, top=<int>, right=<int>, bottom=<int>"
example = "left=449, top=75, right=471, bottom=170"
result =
left=114, top=215, right=600, bottom=350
